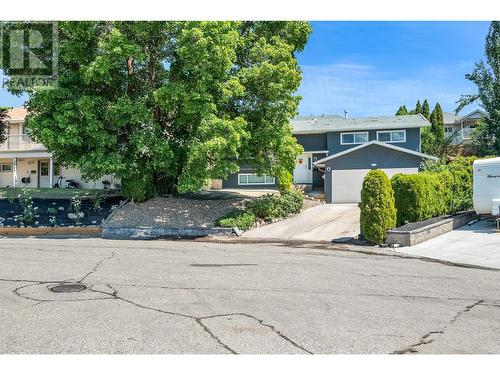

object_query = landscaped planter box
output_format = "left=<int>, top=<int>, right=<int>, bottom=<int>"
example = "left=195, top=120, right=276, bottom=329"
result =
left=386, top=210, right=478, bottom=247
left=0, top=195, right=123, bottom=229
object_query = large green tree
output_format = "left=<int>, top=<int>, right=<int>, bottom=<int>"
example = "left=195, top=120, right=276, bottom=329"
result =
left=6, top=21, right=311, bottom=200
left=422, top=99, right=430, bottom=120
left=471, top=119, right=495, bottom=156
left=457, top=21, right=500, bottom=155
left=395, top=100, right=452, bottom=156
left=430, top=102, right=444, bottom=143
left=395, top=105, right=408, bottom=115
left=415, top=100, right=422, bottom=115
left=422, top=102, right=455, bottom=157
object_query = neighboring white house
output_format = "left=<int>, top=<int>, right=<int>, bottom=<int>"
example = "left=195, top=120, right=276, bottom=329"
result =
left=0, top=107, right=115, bottom=189
left=443, top=109, right=487, bottom=147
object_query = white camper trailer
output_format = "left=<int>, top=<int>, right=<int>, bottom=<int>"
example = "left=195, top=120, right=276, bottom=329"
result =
left=473, top=157, right=500, bottom=215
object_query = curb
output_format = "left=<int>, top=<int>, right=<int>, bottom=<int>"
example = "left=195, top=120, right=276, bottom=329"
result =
left=101, top=225, right=234, bottom=240
left=0, top=226, right=101, bottom=236
left=198, top=236, right=500, bottom=272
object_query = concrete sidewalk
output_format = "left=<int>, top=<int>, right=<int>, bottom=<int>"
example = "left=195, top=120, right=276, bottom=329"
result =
left=242, top=204, right=360, bottom=243
left=396, top=219, right=500, bottom=269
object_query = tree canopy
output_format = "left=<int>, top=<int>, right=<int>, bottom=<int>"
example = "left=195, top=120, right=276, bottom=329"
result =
left=422, top=99, right=430, bottom=120
left=395, top=105, right=408, bottom=115
left=415, top=100, right=422, bottom=115
left=457, top=21, right=500, bottom=155
left=7, top=21, right=311, bottom=200
left=395, top=100, right=452, bottom=157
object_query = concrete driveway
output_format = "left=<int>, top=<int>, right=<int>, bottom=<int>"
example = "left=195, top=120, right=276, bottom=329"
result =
left=242, top=204, right=360, bottom=242
left=1, top=237, right=500, bottom=353
left=396, top=219, right=500, bottom=269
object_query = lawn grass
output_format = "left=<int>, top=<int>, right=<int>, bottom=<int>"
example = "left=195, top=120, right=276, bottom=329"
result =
left=0, top=187, right=111, bottom=200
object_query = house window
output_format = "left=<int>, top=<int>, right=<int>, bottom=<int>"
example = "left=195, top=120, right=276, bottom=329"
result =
left=445, top=126, right=453, bottom=134
left=238, top=173, right=275, bottom=185
left=340, top=132, right=368, bottom=145
left=0, top=164, right=12, bottom=172
left=377, top=130, right=406, bottom=143
left=40, top=161, right=49, bottom=176
left=53, top=163, right=60, bottom=176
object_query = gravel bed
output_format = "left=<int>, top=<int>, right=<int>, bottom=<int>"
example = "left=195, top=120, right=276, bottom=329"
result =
left=106, top=195, right=249, bottom=228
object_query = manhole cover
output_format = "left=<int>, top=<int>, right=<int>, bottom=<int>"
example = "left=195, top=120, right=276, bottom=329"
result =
left=49, top=283, right=87, bottom=293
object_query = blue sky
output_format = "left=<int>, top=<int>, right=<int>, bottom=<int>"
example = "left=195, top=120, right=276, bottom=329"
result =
left=0, top=21, right=490, bottom=117
left=296, top=21, right=489, bottom=117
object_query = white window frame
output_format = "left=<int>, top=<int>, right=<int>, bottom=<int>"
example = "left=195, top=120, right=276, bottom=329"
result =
left=237, top=173, right=276, bottom=185
left=376, top=129, right=406, bottom=143
left=0, top=164, right=12, bottom=172
left=340, top=131, right=369, bottom=145
left=40, top=161, right=49, bottom=176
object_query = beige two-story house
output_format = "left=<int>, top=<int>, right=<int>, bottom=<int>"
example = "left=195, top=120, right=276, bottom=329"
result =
left=443, top=109, right=487, bottom=150
left=0, top=107, right=114, bottom=189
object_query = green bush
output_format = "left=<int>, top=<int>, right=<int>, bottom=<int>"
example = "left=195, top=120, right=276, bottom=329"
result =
left=359, top=170, right=397, bottom=244
left=277, top=170, right=293, bottom=193
left=217, top=210, right=256, bottom=230
left=450, top=169, right=473, bottom=212
left=245, top=194, right=282, bottom=219
left=436, top=170, right=454, bottom=213
left=121, top=173, right=155, bottom=202
left=391, top=173, right=446, bottom=226
left=245, top=190, right=304, bottom=221
left=422, top=156, right=475, bottom=214
left=279, top=190, right=304, bottom=215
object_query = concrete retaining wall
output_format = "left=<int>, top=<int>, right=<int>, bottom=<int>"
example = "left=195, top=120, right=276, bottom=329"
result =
left=101, top=225, right=233, bottom=240
left=386, top=211, right=478, bottom=247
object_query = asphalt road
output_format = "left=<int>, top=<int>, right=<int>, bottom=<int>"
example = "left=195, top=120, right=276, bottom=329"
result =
left=1, top=237, right=499, bottom=354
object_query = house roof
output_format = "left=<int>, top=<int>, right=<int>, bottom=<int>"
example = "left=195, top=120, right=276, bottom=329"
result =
left=292, top=114, right=430, bottom=135
left=456, top=109, right=487, bottom=122
left=4, top=107, right=28, bottom=123
left=443, top=109, right=487, bottom=124
left=314, top=140, right=438, bottom=166
left=442, top=112, right=457, bottom=125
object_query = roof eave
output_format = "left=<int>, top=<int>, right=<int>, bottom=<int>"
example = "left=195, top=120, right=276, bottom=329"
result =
left=313, top=140, right=438, bottom=166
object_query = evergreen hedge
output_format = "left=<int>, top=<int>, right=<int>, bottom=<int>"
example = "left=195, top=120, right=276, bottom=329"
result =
left=391, top=173, right=446, bottom=226
left=359, top=158, right=475, bottom=242
left=359, top=170, right=397, bottom=244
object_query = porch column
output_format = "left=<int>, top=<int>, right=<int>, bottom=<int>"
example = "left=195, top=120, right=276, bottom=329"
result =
left=49, top=157, right=54, bottom=188
left=12, top=157, right=17, bottom=188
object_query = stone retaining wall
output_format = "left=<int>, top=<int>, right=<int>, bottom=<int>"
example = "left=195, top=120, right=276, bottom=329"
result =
left=386, top=211, right=478, bottom=247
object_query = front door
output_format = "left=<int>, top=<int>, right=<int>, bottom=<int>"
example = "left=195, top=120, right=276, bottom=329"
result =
left=293, top=153, right=313, bottom=184
left=38, top=160, right=50, bottom=188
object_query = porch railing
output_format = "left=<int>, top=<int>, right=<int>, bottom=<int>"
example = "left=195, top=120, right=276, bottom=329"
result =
left=461, top=127, right=474, bottom=139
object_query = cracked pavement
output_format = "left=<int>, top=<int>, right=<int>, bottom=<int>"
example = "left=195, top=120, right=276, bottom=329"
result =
left=1, top=237, right=500, bottom=353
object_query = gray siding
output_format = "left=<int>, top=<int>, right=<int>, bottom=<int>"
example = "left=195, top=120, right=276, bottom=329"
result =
left=295, top=134, right=327, bottom=152
left=326, top=127, right=421, bottom=155
left=323, top=144, right=425, bottom=203
left=223, top=126, right=423, bottom=191
left=222, top=166, right=277, bottom=189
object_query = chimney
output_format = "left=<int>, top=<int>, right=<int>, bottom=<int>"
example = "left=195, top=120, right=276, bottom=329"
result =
left=344, top=109, right=348, bottom=118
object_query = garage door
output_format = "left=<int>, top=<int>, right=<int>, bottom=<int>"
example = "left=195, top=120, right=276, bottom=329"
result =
left=331, top=168, right=418, bottom=203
